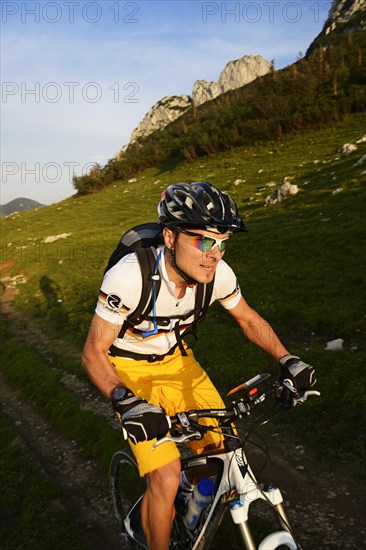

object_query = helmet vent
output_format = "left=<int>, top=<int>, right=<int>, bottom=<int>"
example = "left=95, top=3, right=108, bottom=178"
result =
left=158, top=181, right=246, bottom=233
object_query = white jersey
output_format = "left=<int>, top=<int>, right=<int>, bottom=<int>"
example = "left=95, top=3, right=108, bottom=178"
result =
left=96, top=247, right=241, bottom=357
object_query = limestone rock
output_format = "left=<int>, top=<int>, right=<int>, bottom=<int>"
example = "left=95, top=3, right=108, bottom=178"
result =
left=116, top=95, right=191, bottom=158
left=192, top=80, right=221, bottom=107
left=122, top=95, right=192, bottom=152
left=192, top=55, right=272, bottom=107
left=119, top=54, right=272, bottom=153
left=325, top=338, right=344, bottom=351
left=219, top=55, right=272, bottom=94
left=265, top=179, right=299, bottom=206
left=323, top=0, right=366, bottom=35
left=339, top=143, right=358, bottom=155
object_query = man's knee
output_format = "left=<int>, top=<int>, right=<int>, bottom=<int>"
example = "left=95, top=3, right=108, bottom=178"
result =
left=146, top=459, right=181, bottom=498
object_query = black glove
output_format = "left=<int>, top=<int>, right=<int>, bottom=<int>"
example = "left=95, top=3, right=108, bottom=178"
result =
left=279, top=355, right=317, bottom=391
left=110, top=386, right=171, bottom=445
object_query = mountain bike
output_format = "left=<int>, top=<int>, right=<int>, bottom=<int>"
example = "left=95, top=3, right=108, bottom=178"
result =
left=109, top=373, right=320, bottom=549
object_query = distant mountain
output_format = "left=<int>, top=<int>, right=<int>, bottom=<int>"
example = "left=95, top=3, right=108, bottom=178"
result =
left=0, top=197, right=45, bottom=217
left=73, top=0, right=366, bottom=195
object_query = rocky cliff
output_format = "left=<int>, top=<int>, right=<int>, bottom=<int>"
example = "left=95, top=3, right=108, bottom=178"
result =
left=118, top=54, right=272, bottom=156
left=322, top=0, right=366, bottom=35
left=217, top=55, right=273, bottom=96
left=119, top=95, right=192, bottom=156
left=192, top=55, right=272, bottom=107
left=306, top=0, right=366, bottom=57
left=192, top=80, right=221, bottom=107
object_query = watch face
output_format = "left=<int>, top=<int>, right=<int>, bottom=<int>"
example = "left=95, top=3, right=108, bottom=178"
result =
left=112, top=386, right=127, bottom=401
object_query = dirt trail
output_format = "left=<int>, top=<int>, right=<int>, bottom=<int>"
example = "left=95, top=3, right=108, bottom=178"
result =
left=1, top=284, right=365, bottom=549
left=0, top=371, right=121, bottom=550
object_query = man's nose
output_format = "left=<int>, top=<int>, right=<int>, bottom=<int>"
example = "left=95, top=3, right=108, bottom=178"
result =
left=207, top=245, right=223, bottom=258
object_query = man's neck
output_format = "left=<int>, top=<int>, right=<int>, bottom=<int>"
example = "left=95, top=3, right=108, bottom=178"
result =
left=164, top=248, right=190, bottom=299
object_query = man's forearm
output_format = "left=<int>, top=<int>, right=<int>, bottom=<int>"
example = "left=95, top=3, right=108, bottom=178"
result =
left=81, top=347, right=126, bottom=398
left=238, top=310, right=288, bottom=361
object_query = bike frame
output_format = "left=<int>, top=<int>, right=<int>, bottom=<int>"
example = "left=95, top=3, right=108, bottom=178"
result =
left=112, top=379, right=318, bottom=549
left=180, top=445, right=297, bottom=550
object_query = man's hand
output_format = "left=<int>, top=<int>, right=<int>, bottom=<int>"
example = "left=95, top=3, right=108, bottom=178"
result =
left=279, top=355, right=317, bottom=391
left=110, top=386, right=171, bottom=445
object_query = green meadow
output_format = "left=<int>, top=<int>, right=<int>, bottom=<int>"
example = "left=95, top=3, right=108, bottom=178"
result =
left=1, top=112, right=365, bottom=480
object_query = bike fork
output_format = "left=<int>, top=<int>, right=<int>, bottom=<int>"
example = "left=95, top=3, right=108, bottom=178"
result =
left=236, top=521, right=256, bottom=550
left=230, top=501, right=256, bottom=550
left=274, top=501, right=292, bottom=532
left=229, top=486, right=295, bottom=550
left=231, top=505, right=296, bottom=550
left=264, top=485, right=293, bottom=535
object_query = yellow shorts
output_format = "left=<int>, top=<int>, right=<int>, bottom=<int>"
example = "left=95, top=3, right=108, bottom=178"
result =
left=109, top=346, right=225, bottom=476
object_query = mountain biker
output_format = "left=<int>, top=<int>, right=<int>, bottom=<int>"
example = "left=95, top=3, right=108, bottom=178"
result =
left=82, top=181, right=316, bottom=550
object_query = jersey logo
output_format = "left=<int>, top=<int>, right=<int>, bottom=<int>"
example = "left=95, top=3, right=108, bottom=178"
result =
left=106, top=293, right=123, bottom=311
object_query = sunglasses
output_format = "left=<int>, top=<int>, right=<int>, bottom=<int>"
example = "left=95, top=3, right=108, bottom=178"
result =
left=179, top=228, right=230, bottom=253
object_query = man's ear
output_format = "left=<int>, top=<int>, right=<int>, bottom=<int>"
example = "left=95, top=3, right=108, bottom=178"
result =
left=163, top=227, right=176, bottom=250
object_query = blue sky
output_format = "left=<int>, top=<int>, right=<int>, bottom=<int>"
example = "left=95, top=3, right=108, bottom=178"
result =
left=1, top=0, right=332, bottom=205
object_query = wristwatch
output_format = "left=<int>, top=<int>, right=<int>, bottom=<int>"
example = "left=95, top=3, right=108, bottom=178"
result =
left=110, top=385, right=131, bottom=403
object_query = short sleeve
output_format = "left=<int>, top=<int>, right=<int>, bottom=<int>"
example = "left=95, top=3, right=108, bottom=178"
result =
left=95, top=253, right=142, bottom=324
left=212, top=260, right=242, bottom=310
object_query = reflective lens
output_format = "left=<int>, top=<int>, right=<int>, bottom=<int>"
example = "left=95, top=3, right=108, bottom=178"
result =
left=180, top=229, right=229, bottom=253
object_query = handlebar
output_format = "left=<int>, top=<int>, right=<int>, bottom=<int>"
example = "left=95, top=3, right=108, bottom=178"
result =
left=152, top=376, right=320, bottom=450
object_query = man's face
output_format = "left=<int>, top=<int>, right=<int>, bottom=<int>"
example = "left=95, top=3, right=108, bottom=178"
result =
left=166, top=227, right=231, bottom=284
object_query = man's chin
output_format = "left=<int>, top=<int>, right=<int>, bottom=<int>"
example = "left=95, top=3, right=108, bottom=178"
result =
left=194, top=266, right=216, bottom=283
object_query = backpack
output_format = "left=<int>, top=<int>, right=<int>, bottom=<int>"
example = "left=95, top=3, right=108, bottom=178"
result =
left=104, top=222, right=215, bottom=359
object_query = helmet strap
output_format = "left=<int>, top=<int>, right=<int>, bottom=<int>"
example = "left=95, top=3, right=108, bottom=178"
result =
left=167, top=248, right=198, bottom=286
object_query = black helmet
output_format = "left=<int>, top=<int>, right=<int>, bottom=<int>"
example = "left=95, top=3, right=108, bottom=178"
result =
left=158, top=181, right=246, bottom=233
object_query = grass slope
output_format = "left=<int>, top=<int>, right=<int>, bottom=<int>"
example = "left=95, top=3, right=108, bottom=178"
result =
left=1, top=113, right=365, bottom=472
left=0, top=407, right=89, bottom=549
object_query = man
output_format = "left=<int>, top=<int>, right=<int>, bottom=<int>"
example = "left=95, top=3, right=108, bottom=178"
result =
left=82, top=181, right=315, bottom=550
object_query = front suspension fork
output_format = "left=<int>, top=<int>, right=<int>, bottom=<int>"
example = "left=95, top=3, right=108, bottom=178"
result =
left=229, top=484, right=294, bottom=550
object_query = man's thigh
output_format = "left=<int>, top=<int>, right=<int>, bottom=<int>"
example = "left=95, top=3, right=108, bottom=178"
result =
left=110, top=348, right=225, bottom=470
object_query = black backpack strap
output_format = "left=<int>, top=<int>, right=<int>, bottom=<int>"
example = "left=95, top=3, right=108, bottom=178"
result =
left=117, top=247, right=161, bottom=339
left=174, top=320, right=188, bottom=356
left=195, top=277, right=215, bottom=326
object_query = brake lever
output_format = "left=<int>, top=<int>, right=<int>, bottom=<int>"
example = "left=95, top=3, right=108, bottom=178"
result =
left=281, top=379, right=321, bottom=406
left=152, top=430, right=202, bottom=450
left=282, top=378, right=299, bottom=395
left=275, top=378, right=297, bottom=407
left=293, top=390, right=321, bottom=405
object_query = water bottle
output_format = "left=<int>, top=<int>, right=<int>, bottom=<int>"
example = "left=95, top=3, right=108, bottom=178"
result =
left=183, top=477, right=215, bottom=530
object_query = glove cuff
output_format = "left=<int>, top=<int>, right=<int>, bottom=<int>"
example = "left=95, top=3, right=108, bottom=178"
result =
left=110, top=385, right=135, bottom=412
left=279, top=354, right=300, bottom=368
